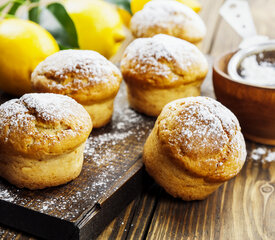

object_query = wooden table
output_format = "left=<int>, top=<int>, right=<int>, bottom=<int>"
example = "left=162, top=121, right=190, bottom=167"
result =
left=1, top=0, right=275, bottom=239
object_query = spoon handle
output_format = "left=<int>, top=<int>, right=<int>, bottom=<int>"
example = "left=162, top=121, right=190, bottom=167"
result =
left=220, top=0, right=269, bottom=48
left=220, top=0, right=257, bottom=39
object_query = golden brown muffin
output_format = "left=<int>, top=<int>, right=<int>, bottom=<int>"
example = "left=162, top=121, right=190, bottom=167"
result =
left=120, top=34, right=208, bottom=116
left=31, top=50, right=122, bottom=128
left=143, top=96, right=247, bottom=200
left=0, top=93, right=92, bottom=190
left=130, top=0, right=206, bottom=44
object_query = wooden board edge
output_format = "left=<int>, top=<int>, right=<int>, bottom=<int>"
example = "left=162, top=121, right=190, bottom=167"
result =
left=0, top=199, right=78, bottom=240
left=0, top=157, right=150, bottom=240
left=76, top=158, right=150, bottom=240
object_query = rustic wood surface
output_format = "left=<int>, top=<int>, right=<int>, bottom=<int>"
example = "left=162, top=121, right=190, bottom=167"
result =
left=98, top=0, right=275, bottom=239
left=1, top=0, right=275, bottom=239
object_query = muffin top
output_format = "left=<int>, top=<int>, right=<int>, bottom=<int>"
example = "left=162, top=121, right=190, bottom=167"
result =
left=31, top=50, right=122, bottom=104
left=130, top=0, right=206, bottom=43
left=0, top=93, right=92, bottom=158
left=156, top=96, right=247, bottom=181
left=121, top=34, right=208, bottom=88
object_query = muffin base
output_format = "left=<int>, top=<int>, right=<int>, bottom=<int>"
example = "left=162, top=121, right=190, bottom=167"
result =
left=0, top=143, right=85, bottom=190
left=126, top=82, right=201, bottom=117
left=83, top=98, right=114, bottom=128
left=143, top=127, right=222, bottom=200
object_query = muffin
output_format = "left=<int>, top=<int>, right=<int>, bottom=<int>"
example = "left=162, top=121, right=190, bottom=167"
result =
left=31, top=50, right=122, bottom=128
left=143, top=96, right=247, bottom=200
left=120, top=34, right=208, bottom=116
left=130, top=0, right=206, bottom=45
left=0, top=93, right=92, bottom=190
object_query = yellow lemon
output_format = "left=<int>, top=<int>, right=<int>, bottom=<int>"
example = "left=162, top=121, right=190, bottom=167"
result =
left=117, top=7, right=132, bottom=27
left=178, top=0, right=201, bottom=12
left=65, top=0, right=126, bottom=59
left=0, top=19, right=59, bottom=96
left=131, top=0, right=202, bottom=14
left=131, top=0, right=150, bottom=14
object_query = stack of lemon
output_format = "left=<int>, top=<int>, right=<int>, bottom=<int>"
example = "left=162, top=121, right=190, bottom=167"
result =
left=0, top=0, right=201, bottom=96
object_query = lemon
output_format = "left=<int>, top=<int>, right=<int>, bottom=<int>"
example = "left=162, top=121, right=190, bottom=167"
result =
left=178, top=0, right=201, bottom=12
left=131, top=0, right=202, bottom=14
left=0, top=19, right=59, bottom=96
left=131, top=0, right=150, bottom=15
left=65, top=0, right=126, bottom=59
left=117, top=7, right=132, bottom=27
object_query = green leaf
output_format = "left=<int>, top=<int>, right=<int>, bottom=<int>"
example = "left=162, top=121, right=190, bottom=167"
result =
left=0, top=3, right=10, bottom=12
left=105, top=0, right=132, bottom=14
left=28, top=0, right=39, bottom=23
left=7, top=0, right=23, bottom=15
left=0, top=0, right=25, bottom=17
left=46, top=3, right=79, bottom=49
left=35, top=3, right=78, bottom=49
left=2, top=13, right=17, bottom=18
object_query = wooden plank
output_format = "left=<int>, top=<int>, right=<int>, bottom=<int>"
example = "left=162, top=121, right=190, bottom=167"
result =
left=97, top=200, right=136, bottom=240
left=97, top=59, right=214, bottom=239
left=0, top=226, right=35, bottom=240
left=146, top=143, right=275, bottom=240
left=124, top=184, right=162, bottom=240
left=97, top=0, right=226, bottom=238
left=97, top=183, right=162, bottom=240
left=145, top=0, right=275, bottom=239
left=250, top=0, right=275, bottom=39
left=199, top=0, right=225, bottom=54
left=96, top=175, right=158, bottom=240
left=0, top=82, right=155, bottom=240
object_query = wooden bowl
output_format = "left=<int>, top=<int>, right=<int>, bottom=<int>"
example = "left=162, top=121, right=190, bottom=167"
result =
left=213, top=52, right=275, bottom=146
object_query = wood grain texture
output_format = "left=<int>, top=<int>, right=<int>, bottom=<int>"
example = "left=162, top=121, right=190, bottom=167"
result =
left=199, top=0, right=225, bottom=54
left=143, top=0, right=275, bottom=240
left=96, top=56, right=215, bottom=239
left=98, top=0, right=225, bottom=238
left=146, top=142, right=275, bottom=240
left=1, top=0, right=275, bottom=239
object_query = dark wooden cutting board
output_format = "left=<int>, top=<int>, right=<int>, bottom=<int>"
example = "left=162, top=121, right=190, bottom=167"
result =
left=0, top=58, right=214, bottom=240
left=0, top=82, right=155, bottom=240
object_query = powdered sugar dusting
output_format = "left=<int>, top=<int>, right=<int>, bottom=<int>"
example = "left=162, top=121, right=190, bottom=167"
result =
left=0, top=83, right=154, bottom=221
left=121, top=34, right=207, bottom=80
left=0, top=93, right=86, bottom=126
left=0, top=189, right=16, bottom=202
left=21, top=93, right=86, bottom=122
left=160, top=96, right=244, bottom=158
left=239, top=54, right=275, bottom=87
left=32, top=50, right=121, bottom=90
left=158, top=96, right=246, bottom=179
left=131, top=0, right=206, bottom=41
left=177, top=103, right=229, bottom=154
left=0, top=93, right=91, bottom=152
left=0, top=99, right=31, bottom=142
left=84, top=83, right=153, bottom=167
left=250, top=146, right=275, bottom=162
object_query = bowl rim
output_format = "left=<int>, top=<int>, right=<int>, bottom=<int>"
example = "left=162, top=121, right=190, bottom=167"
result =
left=213, top=51, right=275, bottom=91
